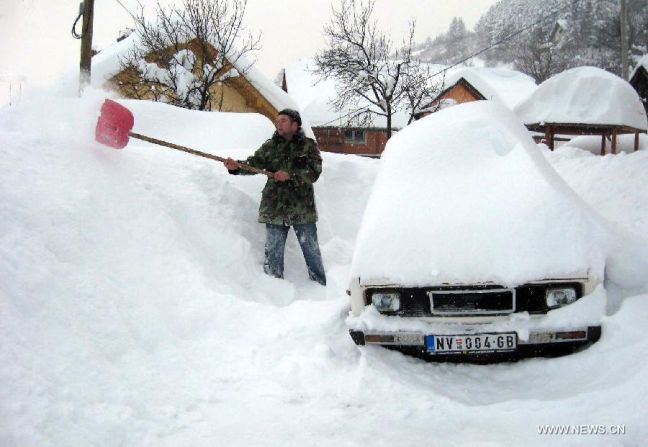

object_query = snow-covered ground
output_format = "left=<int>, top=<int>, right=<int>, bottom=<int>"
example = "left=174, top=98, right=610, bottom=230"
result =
left=2, top=91, right=648, bottom=446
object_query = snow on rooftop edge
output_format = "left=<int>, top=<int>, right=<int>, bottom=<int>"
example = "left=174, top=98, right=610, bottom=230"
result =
left=442, top=66, right=537, bottom=110
left=515, top=66, right=647, bottom=131
left=630, top=54, right=648, bottom=80
left=350, top=100, right=608, bottom=286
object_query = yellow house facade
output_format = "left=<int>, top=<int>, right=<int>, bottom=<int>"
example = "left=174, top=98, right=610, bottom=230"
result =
left=92, top=35, right=295, bottom=125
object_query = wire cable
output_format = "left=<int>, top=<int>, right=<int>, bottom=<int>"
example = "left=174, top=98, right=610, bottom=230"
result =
left=114, top=0, right=138, bottom=21
left=71, top=2, right=83, bottom=39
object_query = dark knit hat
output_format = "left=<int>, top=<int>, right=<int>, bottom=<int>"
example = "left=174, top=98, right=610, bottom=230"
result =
left=278, top=108, right=302, bottom=126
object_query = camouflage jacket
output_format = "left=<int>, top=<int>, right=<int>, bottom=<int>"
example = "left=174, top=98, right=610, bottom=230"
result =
left=229, top=129, right=322, bottom=225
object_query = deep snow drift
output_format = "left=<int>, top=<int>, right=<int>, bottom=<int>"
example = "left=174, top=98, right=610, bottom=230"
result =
left=2, top=91, right=648, bottom=447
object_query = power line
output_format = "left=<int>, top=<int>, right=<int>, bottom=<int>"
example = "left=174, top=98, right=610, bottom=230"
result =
left=113, top=0, right=138, bottom=21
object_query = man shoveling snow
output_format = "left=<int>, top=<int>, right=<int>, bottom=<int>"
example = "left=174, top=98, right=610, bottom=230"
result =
left=224, top=109, right=327, bottom=286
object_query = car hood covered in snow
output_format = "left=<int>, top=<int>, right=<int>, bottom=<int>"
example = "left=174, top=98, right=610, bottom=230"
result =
left=350, top=101, right=608, bottom=286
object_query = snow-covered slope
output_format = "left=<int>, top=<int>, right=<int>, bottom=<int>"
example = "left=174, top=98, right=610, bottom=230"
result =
left=2, top=90, right=648, bottom=447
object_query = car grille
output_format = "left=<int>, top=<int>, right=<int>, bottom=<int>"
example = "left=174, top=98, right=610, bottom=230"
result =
left=365, top=282, right=583, bottom=317
left=429, top=288, right=514, bottom=315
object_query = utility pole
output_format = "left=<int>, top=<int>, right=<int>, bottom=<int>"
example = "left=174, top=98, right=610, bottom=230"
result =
left=79, top=0, right=96, bottom=94
left=620, top=0, right=628, bottom=80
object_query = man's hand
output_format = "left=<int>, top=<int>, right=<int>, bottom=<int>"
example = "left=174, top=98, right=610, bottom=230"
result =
left=274, top=170, right=290, bottom=182
left=224, top=157, right=239, bottom=171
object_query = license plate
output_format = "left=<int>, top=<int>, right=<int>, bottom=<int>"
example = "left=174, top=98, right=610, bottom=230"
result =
left=425, top=333, right=517, bottom=353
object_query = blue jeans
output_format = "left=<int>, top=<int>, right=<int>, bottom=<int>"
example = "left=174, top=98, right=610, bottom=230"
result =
left=264, top=223, right=327, bottom=285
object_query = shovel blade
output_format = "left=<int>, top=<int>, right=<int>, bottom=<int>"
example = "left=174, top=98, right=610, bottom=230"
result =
left=95, top=99, right=134, bottom=149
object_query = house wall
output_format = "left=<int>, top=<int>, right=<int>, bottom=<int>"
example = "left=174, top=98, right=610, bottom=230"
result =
left=210, top=83, right=245, bottom=112
left=313, top=127, right=388, bottom=155
left=109, top=70, right=277, bottom=121
left=437, top=83, right=481, bottom=105
left=211, top=81, right=278, bottom=122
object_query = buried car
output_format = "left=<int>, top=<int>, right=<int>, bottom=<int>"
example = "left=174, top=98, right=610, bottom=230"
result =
left=346, top=101, right=608, bottom=361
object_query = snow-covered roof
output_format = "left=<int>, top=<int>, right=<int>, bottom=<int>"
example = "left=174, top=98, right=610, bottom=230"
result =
left=414, top=98, right=457, bottom=116
left=284, top=59, right=411, bottom=129
left=91, top=33, right=314, bottom=138
left=351, top=100, right=607, bottom=286
left=515, top=66, right=647, bottom=131
left=630, top=54, right=648, bottom=81
left=441, top=66, right=537, bottom=110
left=91, top=33, right=138, bottom=86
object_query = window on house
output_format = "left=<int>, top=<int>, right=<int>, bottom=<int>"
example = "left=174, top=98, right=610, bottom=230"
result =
left=344, top=129, right=366, bottom=144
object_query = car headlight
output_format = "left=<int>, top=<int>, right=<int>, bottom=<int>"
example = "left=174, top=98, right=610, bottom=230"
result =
left=545, top=287, right=577, bottom=309
left=371, top=292, right=401, bottom=312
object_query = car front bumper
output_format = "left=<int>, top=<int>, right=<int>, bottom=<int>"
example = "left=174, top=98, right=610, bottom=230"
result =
left=349, top=326, right=602, bottom=362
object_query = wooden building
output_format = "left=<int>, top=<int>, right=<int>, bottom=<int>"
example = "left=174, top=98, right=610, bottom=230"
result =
left=310, top=126, right=389, bottom=156
left=416, top=67, right=537, bottom=121
left=281, top=60, right=408, bottom=156
left=425, top=77, right=485, bottom=112
left=91, top=34, right=300, bottom=127
left=629, top=59, right=648, bottom=116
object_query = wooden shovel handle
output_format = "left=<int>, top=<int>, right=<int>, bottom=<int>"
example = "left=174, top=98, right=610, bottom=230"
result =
left=129, top=132, right=274, bottom=178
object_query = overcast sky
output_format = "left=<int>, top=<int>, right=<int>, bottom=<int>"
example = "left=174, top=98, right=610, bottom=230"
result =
left=1, top=0, right=497, bottom=93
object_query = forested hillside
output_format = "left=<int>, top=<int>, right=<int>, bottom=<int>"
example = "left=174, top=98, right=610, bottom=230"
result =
left=415, top=0, right=648, bottom=82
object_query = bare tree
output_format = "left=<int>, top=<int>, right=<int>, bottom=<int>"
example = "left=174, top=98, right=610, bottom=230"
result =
left=401, top=63, right=445, bottom=124
left=315, top=0, right=430, bottom=138
left=117, top=0, right=260, bottom=111
left=512, top=28, right=568, bottom=83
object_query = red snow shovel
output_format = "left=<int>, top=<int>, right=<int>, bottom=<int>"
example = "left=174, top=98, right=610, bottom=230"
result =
left=95, top=99, right=274, bottom=177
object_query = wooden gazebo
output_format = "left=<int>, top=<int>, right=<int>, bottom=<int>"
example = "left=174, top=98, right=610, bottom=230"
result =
left=525, top=122, right=644, bottom=155
left=515, top=66, right=647, bottom=155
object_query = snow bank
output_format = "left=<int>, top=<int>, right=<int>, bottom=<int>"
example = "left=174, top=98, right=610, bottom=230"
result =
left=351, top=100, right=609, bottom=286
left=546, top=142, right=648, bottom=237
left=120, top=98, right=275, bottom=154
left=561, top=133, right=648, bottom=155
left=544, top=143, right=648, bottom=305
left=3, top=91, right=648, bottom=447
left=0, top=89, right=376, bottom=307
left=515, top=66, right=647, bottom=131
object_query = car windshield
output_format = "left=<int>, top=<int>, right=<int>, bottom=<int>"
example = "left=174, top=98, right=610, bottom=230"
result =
left=350, top=101, right=607, bottom=286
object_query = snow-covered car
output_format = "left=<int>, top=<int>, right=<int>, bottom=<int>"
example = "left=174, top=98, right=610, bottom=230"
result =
left=346, top=101, right=608, bottom=361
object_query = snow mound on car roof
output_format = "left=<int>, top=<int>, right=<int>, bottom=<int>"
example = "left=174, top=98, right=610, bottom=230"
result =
left=350, top=101, right=608, bottom=286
